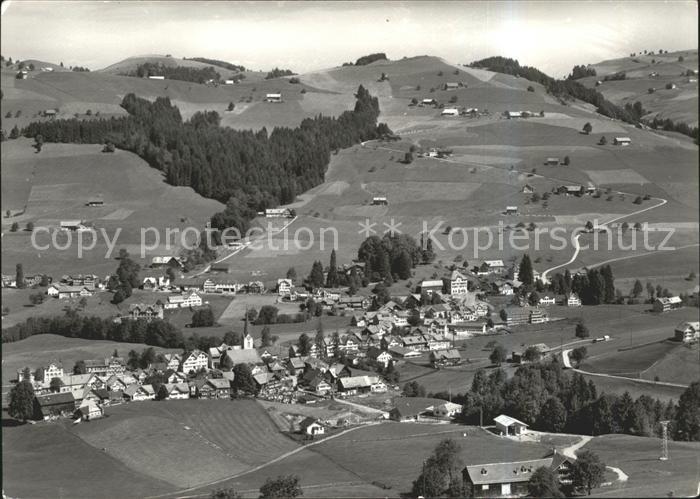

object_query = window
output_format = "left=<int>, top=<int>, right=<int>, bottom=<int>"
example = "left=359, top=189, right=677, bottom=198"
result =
left=481, top=485, right=489, bottom=490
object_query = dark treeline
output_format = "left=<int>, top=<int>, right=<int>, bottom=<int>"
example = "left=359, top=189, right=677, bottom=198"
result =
left=1, top=311, right=232, bottom=353
left=355, top=53, right=388, bottom=66
left=23, top=86, right=389, bottom=234
left=548, top=266, right=616, bottom=305
left=603, top=71, right=627, bottom=81
left=453, top=361, right=699, bottom=441
left=568, top=64, right=597, bottom=79
left=357, top=233, right=425, bottom=282
left=647, top=116, right=700, bottom=143
left=469, top=56, right=644, bottom=124
left=264, top=67, right=296, bottom=79
left=124, top=62, right=221, bottom=84
left=184, top=57, right=246, bottom=73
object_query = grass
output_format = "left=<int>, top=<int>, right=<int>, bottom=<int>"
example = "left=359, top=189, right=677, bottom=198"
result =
left=70, top=399, right=299, bottom=489
left=187, top=422, right=553, bottom=498
left=2, top=420, right=176, bottom=498
left=583, top=433, right=700, bottom=497
left=581, top=340, right=685, bottom=377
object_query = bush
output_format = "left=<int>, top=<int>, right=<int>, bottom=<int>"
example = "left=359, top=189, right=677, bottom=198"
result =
left=527, top=85, right=535, bottom=92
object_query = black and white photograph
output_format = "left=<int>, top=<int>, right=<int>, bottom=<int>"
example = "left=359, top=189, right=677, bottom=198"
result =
left=1, top=1, right=698, bottom=497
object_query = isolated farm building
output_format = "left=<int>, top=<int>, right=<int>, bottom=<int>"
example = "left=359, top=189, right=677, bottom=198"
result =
left=512, top=343, right=549, bottom=364
left=43, top=108, right=57, bottom=117
left=148, top=75, right=165, bottom=80
left=613, top=137, right=632, bottom=146
left=59, top=220, right=86, bottom=231
left=85, top=195, right=104, bottom=207
left=422, top=98, right=437, bottom=105
left=75, top=399, right=103, bottom=421
left=538, top=294, right=556, bottom=306
left=674, top=321, right=700, bottom=343
left=441, top=108, right=460, bottom=116
left=180, top=349, right=209, bottom=374
left=653, top=296, right=682, bottom=313
left=371, top=196, right=388, bottom=206
left=506, top=111, right=523, bottom=118
left=34, top=392, right=77, bottom=420
left=430, top=349, right=462, bottom=368
left=210, top=262, right=233, bottom=274
left=444, top=82, right=460, bottom=90
left=462, top=455, right=572, bottom=498
left=504, top=205, right=518, bottom=216
left=447, top=270, right=470, bottom=295
left=128, top=303, right=164, bottom=321
left=277, top=278, right=293, bottom=296
left=521, top=184, right=534, bottom=194
left=494, top=414, right=528, bottom=436
left=432, top=401, right=463, bottom=418
left=265, top=93, right=283, bottom=103
left=420, top=279, right=444, bottom=295
left=17, top=70, right=28, bottom=79
left=224, top=79, right=235, bottom=85
left=299, top=417, right=325, bottom=436
left=566, top=293, right=582, bottom=307
left=265, top=208, right=292, bottom=218
left=561, top=185, right=584, bottom=196
left=389, top=398, right=438, bottom=421
left=463, top=107, right=479, bottom=114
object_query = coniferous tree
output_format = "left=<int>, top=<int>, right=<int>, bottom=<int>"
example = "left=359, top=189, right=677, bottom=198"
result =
left=518, top=254, right=534, bottom=286
left=325, top=250, right=339, bottom=287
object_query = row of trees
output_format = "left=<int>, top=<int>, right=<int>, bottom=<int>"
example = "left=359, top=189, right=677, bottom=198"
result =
left=455, top=361, right=699, bottom=441
left=264, top=67, right=296, bottom=79
left=124, top=62, right=221, bottom=83
left=184, top=57, right=246, bottom=73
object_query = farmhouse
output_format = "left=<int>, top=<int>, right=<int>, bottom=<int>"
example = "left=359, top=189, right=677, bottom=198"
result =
left=544, top=157, right=560, bottom=166
left=265, top=208, right=293, bottom=218
left=59, top=220, right=87, bottom=231
left=123, top=384, right=156, bottom=401
left=613, top=137, right=632, bottom=146
left=566, top=293, right=582, bottom=307
left=521, top=184, right=534, bottom=194
left=86, top=197, right=104, bottom=207
left=76, top=399, right=103, bottom=421
left=148, top=75, right=165, bottom=80
left=674, top=321, right=700, bottom=343
left=388, top=345, right=422, bottom=359
left=308, top=376, right=332, bottom=395
left=128, top=303, right=164, bottom=321
left=371, top=196, right=388, bottom=206
left=494, top=414, right=528, bottom=436
left=506, top=111, right=523, bottom=118
left=47, top=284, right=92, bottom=299
left=505, top=205, right=518, bottom=215
left=165, top=291, right=203, bottom=309
left=421, top=98, right=437, bottom=105
left=462, top=455, right=572, bottom=497
left=432, top=401, right=463, bottom=418
left=389, top=398, right=435, bottom=422
left=180, top=349, right=209, bottom=374
left=561, top=185, right=584, bottom=196
left=367, top=347, right=393, bottom=368
left=199, top=378, right=231, bottom=399
left=337, top=375, right=386, bottom=395
left=299, top=417, right=325, bottom=436
left=265, top=93, right=283, bottom=103
left=277, top=278, right=293, bottom=296
left=512, top=343, right=549, bottom=364
left=429, top=349, right=462, bottom=368
left=441, top=108, right=460, bottom=116
left=444, top=82, right=460, bottom=90
left=337, top=295, right=370, bottom=310
left=33, top=392, right=76, bottom=420
left=653, top=296, right=682, bottom=313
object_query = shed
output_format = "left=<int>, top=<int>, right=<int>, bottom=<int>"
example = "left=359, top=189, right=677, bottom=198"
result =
left=494, top=414, right=528, bottom=436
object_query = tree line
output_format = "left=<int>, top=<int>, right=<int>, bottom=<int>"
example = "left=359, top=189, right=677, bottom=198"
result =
left=264, top=68, right=296, bottom=79
left=23, top=86, right=389, bottom=235
left=568, top=64, right=597, bottom=79
left=123, top=62, right=221, bottom=83
left=454, top=361, right=699, bottom=441
left=184, top=57, right=246, bottom=73
left=354, top=53, right=388, bottom=66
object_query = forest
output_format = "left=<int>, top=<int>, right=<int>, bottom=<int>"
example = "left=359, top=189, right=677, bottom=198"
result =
left=184, top=56, right=246, bottom=72
left=122, top=62, right=221, bottom=83
left=22, top=86, right=389, bottom=234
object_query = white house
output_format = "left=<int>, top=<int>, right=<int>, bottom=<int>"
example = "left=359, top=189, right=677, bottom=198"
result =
left=265, top=93, right=282, bottom=103
left=613, top=137, right=632, bottom=146
left=180, top=349, right=209, bottom=374
left=224, top=79, right=235, bottom=85
left=566, top=293, right=582, bottom=307
left=448, top=270, right=470, bottom=295
left=277, top=278, right=293, bottom=296
left=39, top=362, right=65, bottom=385
left=165, top=291, right=202, bottom=309
left=299, top=417, right=325, bottom=435
left=421, top=98, right=437, bottom=105
left=124, top=384, right=156, bottom=401
left=505, top=206, right=518, bottom=215
left=675, top=321, right=700, bottom=343
left=433, top=402, right=463, bottom=418
left=164, top=383, right=190, bottom=400
left=441, top=108, right=460, bottom=117
left=494, top=414, right=529, bottom=436
left=148, top=75, right=165, bottom=80
left=539, top=295, right=556, bottom=306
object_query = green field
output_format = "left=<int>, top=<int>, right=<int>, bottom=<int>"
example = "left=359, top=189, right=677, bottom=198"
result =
left=2, top=421, right=176, bottom=498
left=70, top=399, right=299, bottom=489
left=584, top=434, right=700, bottom=497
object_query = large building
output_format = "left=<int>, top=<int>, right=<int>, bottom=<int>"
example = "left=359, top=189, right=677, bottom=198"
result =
left=675, top=321, right=700, bottom=343
left=447, top=270, right=470, bottom=295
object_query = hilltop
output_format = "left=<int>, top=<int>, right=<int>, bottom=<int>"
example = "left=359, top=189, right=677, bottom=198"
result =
left=574, top=49, right=699, bottom=127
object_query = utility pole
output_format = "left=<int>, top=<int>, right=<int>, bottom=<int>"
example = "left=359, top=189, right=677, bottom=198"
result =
left=659, top=420, right=670, bottom=461
left=479, top=406, right=483, bottom=427
left=422, top=459, right=426, bottom=497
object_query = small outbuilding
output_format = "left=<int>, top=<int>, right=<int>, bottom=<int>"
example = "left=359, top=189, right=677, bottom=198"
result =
left=494, top=414, right=528, bottom=436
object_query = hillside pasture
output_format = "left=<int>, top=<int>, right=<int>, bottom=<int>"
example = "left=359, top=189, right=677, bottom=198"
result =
left=582, top=434, right=700, bottom=498
left=2, top=422, right=176, bottom=498
left=71, top=399, right=299, bottom=488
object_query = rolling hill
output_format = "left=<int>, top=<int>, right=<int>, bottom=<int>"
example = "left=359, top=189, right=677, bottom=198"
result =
left=575, top=49, right=699, bottom=127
